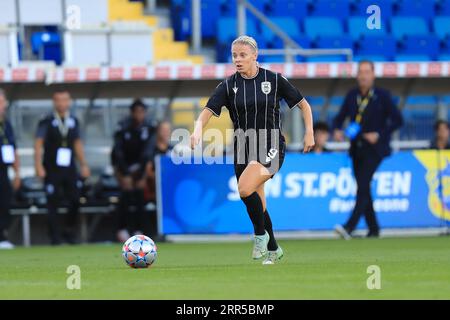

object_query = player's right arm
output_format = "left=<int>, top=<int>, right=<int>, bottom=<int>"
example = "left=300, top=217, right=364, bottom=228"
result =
left=190, top=108, right=213, bottom=150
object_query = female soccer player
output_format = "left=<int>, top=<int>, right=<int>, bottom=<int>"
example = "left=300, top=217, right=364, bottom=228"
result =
left=190, top=36, right=314, bottom=264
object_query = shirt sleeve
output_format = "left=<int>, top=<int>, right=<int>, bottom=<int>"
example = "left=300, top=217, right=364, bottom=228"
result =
left=72, top=118, right=81, bottom=140
left=6, top=121, right=16, bottom=148
left=204, top=80, right=229, bottom=117
left=35, top=118, right=48, bottom=139
left=278, top=74, right=304, bottom=109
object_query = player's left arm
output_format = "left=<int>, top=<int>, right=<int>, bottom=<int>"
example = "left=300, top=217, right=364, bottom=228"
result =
left=297, top=99, right=315, bottom=153
left=74, top=139, right=90, bottom=179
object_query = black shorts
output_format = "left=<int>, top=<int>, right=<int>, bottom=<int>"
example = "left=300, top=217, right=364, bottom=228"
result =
left=233, top=133, right=286, bottom=181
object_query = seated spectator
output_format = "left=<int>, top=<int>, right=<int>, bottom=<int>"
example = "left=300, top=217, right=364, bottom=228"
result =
left=430, top=120, right=450, bottom=150
left=312, top=121, right=331, bottom=154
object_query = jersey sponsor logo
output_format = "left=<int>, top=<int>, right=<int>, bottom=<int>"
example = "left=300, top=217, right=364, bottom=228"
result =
left=261, top=81, right=271, bottom=94
left=232, top=86, right=238, bottom=94
left=265, top=148, right=278, bottom=163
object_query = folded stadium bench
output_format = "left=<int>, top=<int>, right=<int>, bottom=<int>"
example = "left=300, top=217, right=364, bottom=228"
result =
left=394, top=54, right=432, bottom=61
left=398, top=34, right=440, bottom=60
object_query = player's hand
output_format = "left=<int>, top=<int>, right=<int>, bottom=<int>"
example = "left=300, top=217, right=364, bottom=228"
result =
left=36, top=165, right=46, bottom=179
left=13, top=176, right=21, bottom=191
left=303, top=130, right=315, bottom=153
left=190, top=132, right=201, bottom=150
left=333, top=129, right=344, bottom=142
left=363, top=132, right=379, bottom=144
left=80, top=164, right=91, bottom=179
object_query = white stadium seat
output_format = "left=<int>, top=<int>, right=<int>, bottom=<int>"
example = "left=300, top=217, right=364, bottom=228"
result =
left=64, top=27, right=109, bottom=66
left=18, top=0, right=63, bottom=25
left=0, top=0, right=17, bottom=26
left=65, top=0, right=108, bottom=27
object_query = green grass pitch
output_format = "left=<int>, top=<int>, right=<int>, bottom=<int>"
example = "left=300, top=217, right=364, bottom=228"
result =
left=1, top=236, right=449, bottom=299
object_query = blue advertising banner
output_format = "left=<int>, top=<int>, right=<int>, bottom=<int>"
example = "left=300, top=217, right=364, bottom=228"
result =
left=158, top=150, right=450, bottom=234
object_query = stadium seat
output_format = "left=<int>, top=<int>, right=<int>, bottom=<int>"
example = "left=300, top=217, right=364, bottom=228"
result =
left=270, top=36, right=311, bottom=50
left=390, top=17, right=429, bottom=39
left=268, top=0, right=308, bottom=18
left=394, top=54, right=432, bottom=61
left=437, top=54, right=450, bottom=61
left=347, top=17, right=387, bottom=40
left=440, top=37, right=450, bottom=53
left=201, top=0, right=221, bottom=39
left=398, top=35, right=440, bottom=60
left=433, top=17, right=450, bottom=40
left=0, top=0, right=17, bottom=26
left=350, top=0, right=393, bottom=19
left=217, top=17, right=258, bottom=45
left=261, top=17, right=301, bottom=44
left=314, top=35, right=353, bottom=50
left=437, top=0, right=450, bottom=15
left=31, top=31, right=62, bottom=65
left=394, top=0, right=436, bottom=21
left=220, top=0, right=269, bottom=16
left=353, top=55, right=387, bottom=62
left=309, top=0, right=350, bottom=20
left=354, top=35, right=397, bottom=61
left=65, top=0, right=108, bottom=26
left=305, top=55, right=348, bottom=62
left=304, top=17, right=344, bottom=39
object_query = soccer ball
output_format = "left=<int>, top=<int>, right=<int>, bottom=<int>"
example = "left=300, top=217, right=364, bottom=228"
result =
left=122, top=235, right=157, bottom=268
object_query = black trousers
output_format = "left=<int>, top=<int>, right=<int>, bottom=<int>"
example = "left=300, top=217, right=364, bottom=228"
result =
left=345, top=148, right=382, bottom=235
left=45, top=167, right=80, bottom=243
left=0, top=167, right=12, bottom=241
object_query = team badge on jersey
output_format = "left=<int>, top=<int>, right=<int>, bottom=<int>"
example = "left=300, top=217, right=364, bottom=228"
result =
left=261, top=81, right=271, bottom=94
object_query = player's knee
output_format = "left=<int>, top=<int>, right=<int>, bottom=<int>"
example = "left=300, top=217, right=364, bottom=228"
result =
left=238, top=182, right=254, bottom=198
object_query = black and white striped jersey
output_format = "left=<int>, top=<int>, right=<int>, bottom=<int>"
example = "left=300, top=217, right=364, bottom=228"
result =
left=204, top=67, right=304, bottom=132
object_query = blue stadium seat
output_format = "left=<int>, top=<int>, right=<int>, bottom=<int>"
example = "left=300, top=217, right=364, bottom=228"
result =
left=201, top=0, right=221, bottom=39
left=354, top=35, right=396, bottom=60
left=406, top=95, right=438, bottom=105
left=221, top=0, right=269, bottom=16
left=350, top=0, right=393, bottom=19
left=258, top=55, right=288, bottom=63
left=268, top=0, right=308, bottom=18
left=433, top=17, right=450, bottom=40
left=314, top=35, right=353, bottom=50
left=261, top=17, right=301, bottom=44
left=441, top=37, right=450, bottom=53
left=347, top=17, right=387, bottom=40
left=353, top=55, right=387, bottom=62
left=437, top=0, right=450, bottom=15
left=31, top=31, right=62, bottom=65
left=394, top=0, right=436, bottom=21
left=217, top=17, right=258, bottom=44
left=270, top=36, right=311, bottom=49
left=437, top=54, right=450, bottom=61
left=399, top=35, right=440, bottom=60
left=304, top=17, right=344, bottom=39
left=394, top=54, right=432, bottom=61
left=390, top=17, right=429, bottom=39
left=305, top=55, right=348, bottom=62
left=310, top=0, right=350, bottom=20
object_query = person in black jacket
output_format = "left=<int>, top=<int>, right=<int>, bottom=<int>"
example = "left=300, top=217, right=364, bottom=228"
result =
left=0, top=88, right=21, bottom=249
left=112, top=99, right=156, bottom=242
left=332, top=61, right=403, bottom=239
left=34, top=89, right=90, bottom=245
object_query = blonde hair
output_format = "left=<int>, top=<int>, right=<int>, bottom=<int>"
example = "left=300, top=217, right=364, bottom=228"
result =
left=231, top=35, right=258, bottom=52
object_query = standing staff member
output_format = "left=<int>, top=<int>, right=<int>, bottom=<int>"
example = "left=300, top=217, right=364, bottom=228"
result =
left=112, top=99, right=156, bottom=242
left=190, top=36, right=315, bottom=265
left=333, top=61, right=403, bottom=239
left=34, top=89, right=90, bottom=245
left=0, top=89, right=20, bottom=249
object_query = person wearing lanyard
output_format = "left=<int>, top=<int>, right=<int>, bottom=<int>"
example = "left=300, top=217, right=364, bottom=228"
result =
left=332, top=61, right=403, bottom=239
left=34, top=89, right=90, bottom=245
left=0, top=88, right=20, bottom=249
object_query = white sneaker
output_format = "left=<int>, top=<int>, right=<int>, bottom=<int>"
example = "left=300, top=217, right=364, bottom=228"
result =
left=0, top=240, right=15, bottom=250
left=117, top=229, right=130, bottom=243
left=334, top=224, right=352, bottom=240
left=252, top=231, right=269, bottom=260
left=263, top=246, right=284, bottom=265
